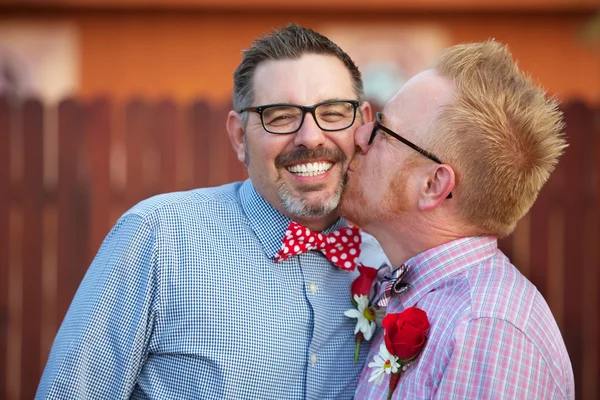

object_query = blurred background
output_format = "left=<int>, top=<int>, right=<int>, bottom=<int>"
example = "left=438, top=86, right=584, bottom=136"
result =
left=0, top=0, right=598, bottom=399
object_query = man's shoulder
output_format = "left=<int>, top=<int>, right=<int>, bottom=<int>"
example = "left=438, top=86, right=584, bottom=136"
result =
left=124, top=181, right=244, bottom=227
left=464, top=254, right=540, bottom=325
left=424, top=252, right=547, bottom=330
left=453, top=254, right=566, bottom=357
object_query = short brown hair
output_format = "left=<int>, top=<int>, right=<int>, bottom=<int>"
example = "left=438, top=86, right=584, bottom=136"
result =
left=233, top=23, right=364, bottom=113
left=429, top=40, right=567, bottom=237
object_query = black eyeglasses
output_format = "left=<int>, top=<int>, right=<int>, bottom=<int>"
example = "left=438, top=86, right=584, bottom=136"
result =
left=370, top=112, right=452, bottom=199
left=241, top=100, right=359, bottom=134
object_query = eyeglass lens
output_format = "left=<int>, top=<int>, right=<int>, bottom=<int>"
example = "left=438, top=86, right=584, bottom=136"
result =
left=262, top=101, right=355, bottom=134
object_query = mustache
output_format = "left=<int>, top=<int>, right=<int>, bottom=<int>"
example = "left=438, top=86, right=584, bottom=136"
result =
left=275, top=147, right=346, bottom=168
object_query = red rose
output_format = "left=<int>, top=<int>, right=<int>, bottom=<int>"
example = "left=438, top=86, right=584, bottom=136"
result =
left=382, top=307, right=430, bottom=360
left=351, top=264, right=378, bottom=297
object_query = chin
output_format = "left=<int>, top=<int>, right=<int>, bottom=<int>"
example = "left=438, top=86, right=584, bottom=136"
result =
left=280, top=190, right=341, bottom=219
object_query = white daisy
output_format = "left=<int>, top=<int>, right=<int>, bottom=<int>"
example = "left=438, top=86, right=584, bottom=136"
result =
left=344, top=294, right=377, bottom=340
left=368, top=342, right=400, bottom=385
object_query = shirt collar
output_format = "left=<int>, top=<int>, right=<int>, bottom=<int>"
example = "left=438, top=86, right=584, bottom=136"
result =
left=239, top=179, right=347, bottom=259
left=396, top=236, right=498, bottom=308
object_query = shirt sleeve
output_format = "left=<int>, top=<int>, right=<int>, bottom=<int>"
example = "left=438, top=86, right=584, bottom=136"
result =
left=434, top=318, right=566, bottom=400
left=36, top=213, right=160, bottom=399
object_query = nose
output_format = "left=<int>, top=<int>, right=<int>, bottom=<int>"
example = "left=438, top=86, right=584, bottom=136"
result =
left=355, top=122, right=374, bottom=154
left=293, top=113, right=327, bottom=149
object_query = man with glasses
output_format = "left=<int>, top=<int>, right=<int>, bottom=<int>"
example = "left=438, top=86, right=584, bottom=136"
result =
left=342, top=40, right=574, bottom=399
left=37, top=24, right=386, bottom=399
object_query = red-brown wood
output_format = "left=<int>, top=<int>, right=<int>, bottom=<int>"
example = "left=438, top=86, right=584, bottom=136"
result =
left=87, top=99, right=112, bottom=264
left=20, top=99, right=44, bottom=400
left=0, top=97, right=11, bottom=400
left=497, top=236, right=514, bottom=262
left=528, top=173, right=552, bottom=298
left=56, top=99, right=86, bottom=324
left=2, top=0, right=598, bottom=11
left=207, top=103, right=232, bottom=187
left=189, top=100, right=211, bottom=189
left=595, top=105, right=600, bottom=397
left=7, top=98, right=600, bottom=400
left=125, top=99, right=151, bottom=208
left=155, top=100, right=179, bottom=194
left=561, top=101, right=591, bottom=394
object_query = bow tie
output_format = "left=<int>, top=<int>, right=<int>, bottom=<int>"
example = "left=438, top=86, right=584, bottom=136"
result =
left=369, top=263, right=410, bottom=307
left=274, top=221, right=362, bottom=271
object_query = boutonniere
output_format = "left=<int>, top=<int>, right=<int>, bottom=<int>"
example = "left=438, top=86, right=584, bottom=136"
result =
left=344, top=264, right=378, bottom=363
left=368, top=307, right=430, bottom=400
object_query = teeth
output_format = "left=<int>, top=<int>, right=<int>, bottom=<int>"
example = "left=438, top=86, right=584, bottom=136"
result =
left=287, top=162, right=333, bottom=177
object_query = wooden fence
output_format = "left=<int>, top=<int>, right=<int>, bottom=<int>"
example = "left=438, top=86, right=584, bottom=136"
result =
left=0, top=97, right=598, bottom=399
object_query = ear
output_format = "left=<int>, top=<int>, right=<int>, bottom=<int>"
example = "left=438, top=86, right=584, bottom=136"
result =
left=358, top=101, right=373, bottom=125
left=418, top=164, right=455, bottom=211
left=226, top=110, right=246, bottom=164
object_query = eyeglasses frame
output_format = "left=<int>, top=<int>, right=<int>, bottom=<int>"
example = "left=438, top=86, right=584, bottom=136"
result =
left=370, top=111, right=452, bottom=199
left=241, top=99, right=360, bottom=135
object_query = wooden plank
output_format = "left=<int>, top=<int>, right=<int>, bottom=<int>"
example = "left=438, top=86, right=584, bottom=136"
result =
left=155, top=100, right=179, bottom=194
left=497, top=236, right=513, bottom=261
left=189, top=100, right=211, bottom=189
left=561, top=100, right=590, bottom=395
left=125, top=99, right=150, bottom=207
left=590, top=104, right=600, bottom=394
left=581, top=102, right=599, bottom=400
left=207, top=103, right=232, bottom=187
left=87, top=99, right=111, bottom=265
left=544, top=114, right=568, bottom=329
left=20, top=99, right=44, bottom=400
left=56, top=99, right=85, bottom=325
left=0, top=97, right=11, bottom=400
left=1, top=0, right=597, bottom=11
left=527, top=172, right=552, bottom=298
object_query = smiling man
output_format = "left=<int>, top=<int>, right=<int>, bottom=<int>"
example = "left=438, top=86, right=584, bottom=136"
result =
left=37, top=24, right=384, bottom=400
left=227, top=53, right=361, bottom=231
left=342, top=41, right=574, bottom=399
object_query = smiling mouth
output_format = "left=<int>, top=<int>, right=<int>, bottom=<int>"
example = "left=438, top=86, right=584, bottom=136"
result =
left=286, top=161, right=333, bottom=177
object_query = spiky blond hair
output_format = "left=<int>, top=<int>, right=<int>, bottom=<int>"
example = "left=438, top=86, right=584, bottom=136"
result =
left=429, top=40, right=567, bottom=237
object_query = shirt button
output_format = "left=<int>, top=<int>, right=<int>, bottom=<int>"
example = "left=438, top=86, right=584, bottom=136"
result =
left=311, top=353, right=317, bottom=364
left=309, top=283, right=318, bottom=294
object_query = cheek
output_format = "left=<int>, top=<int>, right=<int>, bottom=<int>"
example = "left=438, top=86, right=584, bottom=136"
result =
left=331, top=131, right=357, bottom=162
left=246, top=132, right=289, bottom=168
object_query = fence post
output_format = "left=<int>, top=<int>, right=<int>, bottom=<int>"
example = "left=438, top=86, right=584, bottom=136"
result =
left=0, top=97, right=11, bottom=400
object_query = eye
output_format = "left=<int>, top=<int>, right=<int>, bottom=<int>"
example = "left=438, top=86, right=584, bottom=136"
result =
left=317, top=103, right=354, bottom=122
left=263, top=107, right=302, bottom=127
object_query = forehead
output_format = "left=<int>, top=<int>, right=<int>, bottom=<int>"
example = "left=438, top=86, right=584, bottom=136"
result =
left=383, top=70, right=455, bottom=139
left=252, top=53, right=356, bottom=106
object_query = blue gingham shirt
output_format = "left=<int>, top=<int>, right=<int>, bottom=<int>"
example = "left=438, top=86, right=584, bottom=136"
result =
left=37, top=179, right=384, bottom=399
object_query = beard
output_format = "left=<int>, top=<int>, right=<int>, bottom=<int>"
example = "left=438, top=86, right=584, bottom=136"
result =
left=246, top=142, right=347, bottom=219
left=340, top=156, right=413, bottom=229
left=277, top=176, right=344, bottom=218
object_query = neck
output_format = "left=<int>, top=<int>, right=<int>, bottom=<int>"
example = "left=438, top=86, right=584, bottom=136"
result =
left=363, top=212, right=467, bottom=267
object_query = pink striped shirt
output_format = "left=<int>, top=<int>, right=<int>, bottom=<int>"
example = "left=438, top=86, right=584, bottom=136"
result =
left=355, top=237, right=574, bottom=399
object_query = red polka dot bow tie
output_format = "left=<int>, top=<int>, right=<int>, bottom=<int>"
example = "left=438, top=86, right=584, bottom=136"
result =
left=275, top=221, right=362, bottom=271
